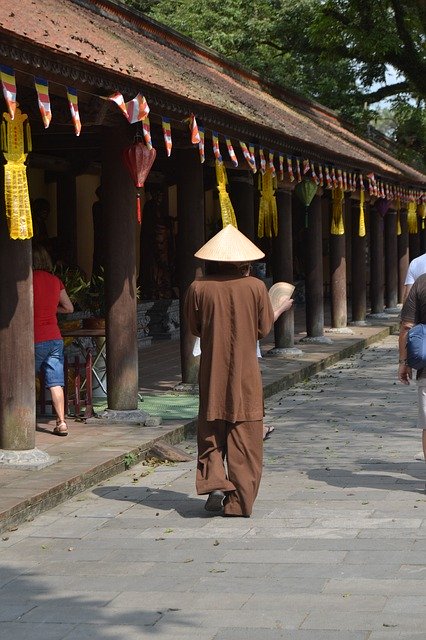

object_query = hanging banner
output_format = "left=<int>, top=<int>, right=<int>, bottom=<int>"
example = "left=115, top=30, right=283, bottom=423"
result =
left=286, top=156, right=294, bottom=182
left=66, top=87, right=81, bottom=136
left=226, top=138, right=238, bottom=167
left=1, top=106, right=33, bottom=239
left=34, top=77, right=51, bottom=128
left=198, top=126, right=205, bottom=163
left=161, top=117, right=172, bottom=156
left=358, top=188, right=365, bottom=237
left=259, top=148, right=266, bottom=175
left=331, top=187, right=345, bottom=235
left=0, top=65, right=17, bottom=120
left=212, top=131, right=222, bottom=162
left=268, top=151, right=276, bottom=177
left=278, top=153, right=284, bottom=181
left=189, top=113, right=201, bottom=144
left=258, top=167, right=278, bottom=238
left=249, top=144, right=257, bottom=173
left=240, top=141, right=255, bottom=172
left=215, top=160, right=237, bottom=227
left=126, top=94, right=150, bottom=124
left=142, top=117, right=152, bottom=150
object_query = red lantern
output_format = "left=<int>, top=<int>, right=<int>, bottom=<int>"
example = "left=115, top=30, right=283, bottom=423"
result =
left=122, top=142, right=156, bottom=223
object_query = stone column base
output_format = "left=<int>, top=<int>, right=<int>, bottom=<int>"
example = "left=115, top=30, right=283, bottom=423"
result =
left=349, top=320, right=371, bottom=327
left=324, top=327, right=354, bottom=335
left=266, top=346, right=303, bottom=357
left=299, top=335, right=333, bottom=345
left=173, top=382, right=199, bottom=394
left=0, top=448, right=59, bottom=470
left=366, top=312, right=391, bottom=319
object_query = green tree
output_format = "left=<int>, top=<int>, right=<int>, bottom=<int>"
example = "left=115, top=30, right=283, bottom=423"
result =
left=121, top=0, right=426, bottom=168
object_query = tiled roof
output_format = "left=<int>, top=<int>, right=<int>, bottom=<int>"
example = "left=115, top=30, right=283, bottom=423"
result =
left=0, top=0, right=424, bottom=186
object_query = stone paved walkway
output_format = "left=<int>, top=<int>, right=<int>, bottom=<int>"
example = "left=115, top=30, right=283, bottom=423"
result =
left=1, top=334, right=425, bottom=639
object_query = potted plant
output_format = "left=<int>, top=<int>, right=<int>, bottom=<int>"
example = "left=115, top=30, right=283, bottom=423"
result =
left=81, top=270, right=106, bottom=330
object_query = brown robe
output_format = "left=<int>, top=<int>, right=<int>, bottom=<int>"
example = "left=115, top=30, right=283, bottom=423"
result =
left=184, top=272, right=274, bottom=516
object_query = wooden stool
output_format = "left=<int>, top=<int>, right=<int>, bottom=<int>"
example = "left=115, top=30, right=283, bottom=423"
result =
left=64, top=349, right=94, bottom=418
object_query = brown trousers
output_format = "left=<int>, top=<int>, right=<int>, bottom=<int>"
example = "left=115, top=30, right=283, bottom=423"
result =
left=196, top=417, right=263, bottom=516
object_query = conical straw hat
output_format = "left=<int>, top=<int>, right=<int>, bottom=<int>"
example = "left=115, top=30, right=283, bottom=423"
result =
left=194, top=224, right=265, bottom=262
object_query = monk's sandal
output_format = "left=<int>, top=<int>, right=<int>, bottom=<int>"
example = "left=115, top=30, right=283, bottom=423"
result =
left=205, top=490, right=225, bottom=512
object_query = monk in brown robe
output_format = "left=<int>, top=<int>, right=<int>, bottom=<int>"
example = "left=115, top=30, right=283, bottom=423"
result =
left=184, top=225, right=293, bottom=517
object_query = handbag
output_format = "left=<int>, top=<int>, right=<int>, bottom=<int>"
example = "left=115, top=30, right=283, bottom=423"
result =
left=406, top=323, right=426, bottom=369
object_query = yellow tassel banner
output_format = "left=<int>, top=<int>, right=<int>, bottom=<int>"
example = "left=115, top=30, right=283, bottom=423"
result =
left=396, top=197, right=401, bottom=235
left=2, top=106, right=33, bottom=239
left=258, top=168, right=278, bottom=238
left=407, top=201, right=418, bottom=234
left=358, top=188, right=365, bottom=237
left=215, top=160, right=237, bottom=229
left=331, top=187, right=345, bottom=235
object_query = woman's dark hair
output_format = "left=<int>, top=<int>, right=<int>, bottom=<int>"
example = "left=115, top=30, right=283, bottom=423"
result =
left=32, top=243, right=53, bottom=272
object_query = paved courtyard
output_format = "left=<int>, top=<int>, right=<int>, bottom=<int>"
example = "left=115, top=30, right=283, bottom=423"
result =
left=1, top=334, right=425, bottom=640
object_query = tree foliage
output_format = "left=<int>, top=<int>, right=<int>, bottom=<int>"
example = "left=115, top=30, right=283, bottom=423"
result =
left=121, top=0, right=426, bottom=169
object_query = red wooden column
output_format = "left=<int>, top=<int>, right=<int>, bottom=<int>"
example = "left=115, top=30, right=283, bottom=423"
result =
left=384, top=210, right=398, bottom=310
left=269, top=187, right=301, bottom=355
left=397, top=211, right=409, bottom=303
left=0, top=171, right=54, bottom=467
left=176, top=148, right=205, bottom=385
left=369, top=205, right=385, bottom=316
left=229, top=172, right=255, bottom=241
left=102, top=122, right=139, bottom=410
left=350, top=198, right=367, bottom=324
left=329, top=196, right=348, bottom=328
left=302, top=194, right=332, bottom=344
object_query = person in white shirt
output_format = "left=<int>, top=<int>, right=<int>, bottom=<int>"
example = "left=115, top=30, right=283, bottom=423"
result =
left=403, top=253, right=426, bottom=303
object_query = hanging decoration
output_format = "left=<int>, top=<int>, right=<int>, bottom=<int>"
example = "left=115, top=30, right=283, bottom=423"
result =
left=198, top=126, right=205, bottom=163
left=376, top=199, right=391, bottom=217
left=278, top=153, right=284, bottom=181
left=294, top=179, right=317, bottom=227
left=161, top=117, right=172, bottom=156
left=0, top=63, right=423, bottom=216
left=240, top=141, right=256, bottom=172
left=215, top=159, right=237, bottom=228
left=396, top=197, right=401, bottom=236
left=324, top=166, right=332, bottom=188
left=249, top=144, right=257, bottom=172
left=358, top=188, right=366, bottom=237
left=295, top=158, right=302, bottom=182
left=212, top=131, right=222, bottom=162
left=142, top=116, right=152, bottom=149
left=311, top=162, right=319, bottom=185
left=188, top=113, right=201, bottom=144
left=0, top=64, right=17, bottom=119
left=330, top=187, right=345, bottom=235
left=1, top=106, right=33, bottom=239
left=259, top=148, right=266, bottom=174
left=122, top=140, right=156, bottom=224
left=126, top=94, right=150, bottom=124
left=66, top=87, right=81, bottom=136
left=268, top=151, right=276, bottom=177
left=258, top=167, right=278, bottom=238
left=34, top=77, right=51, bottom=128
left=407, top=200, right=418, bottom=234
left=226, top=138, right=238, bottom=167
left=418, top=202, right=426, bottom=229
left=286, top=156, right=294, bottom=182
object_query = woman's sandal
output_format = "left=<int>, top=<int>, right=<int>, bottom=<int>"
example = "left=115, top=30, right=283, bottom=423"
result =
left=53, top=421, right=68, bottom=437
